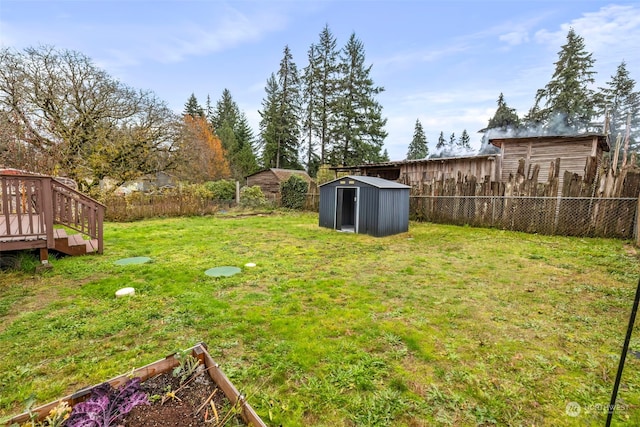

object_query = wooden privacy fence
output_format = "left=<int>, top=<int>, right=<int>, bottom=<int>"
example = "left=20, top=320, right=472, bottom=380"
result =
left=103, top=193, right=234, bottom=221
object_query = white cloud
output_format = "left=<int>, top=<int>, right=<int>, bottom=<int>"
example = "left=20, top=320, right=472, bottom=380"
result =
left=499, top=30, right=530, bottom=46
left=375, top=42, right=470, bottom=69
left=534, top=4, right=640, bottom=75
left=102, top=8, right=288, bottom=67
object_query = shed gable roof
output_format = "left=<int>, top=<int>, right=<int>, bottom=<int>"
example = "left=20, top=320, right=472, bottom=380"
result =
left=246, top=168, right=312, bottom=183
left=321, top=175, right=411, bottom=189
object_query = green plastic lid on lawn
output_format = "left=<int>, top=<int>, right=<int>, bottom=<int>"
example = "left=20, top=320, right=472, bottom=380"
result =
left=114, top=257, right=152, bottom=265
left=204, top=266, right=241, bottom=277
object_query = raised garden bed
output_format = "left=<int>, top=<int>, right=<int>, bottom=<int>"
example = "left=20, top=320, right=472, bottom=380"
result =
left=6, top=343, right=265, bottom=427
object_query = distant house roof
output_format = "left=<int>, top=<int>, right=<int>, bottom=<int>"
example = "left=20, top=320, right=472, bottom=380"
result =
left=320, top=175, right=411, bottom=189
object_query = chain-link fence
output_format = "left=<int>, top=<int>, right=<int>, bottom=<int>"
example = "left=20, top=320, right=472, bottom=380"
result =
left=410, top=196, right=638, bottom=239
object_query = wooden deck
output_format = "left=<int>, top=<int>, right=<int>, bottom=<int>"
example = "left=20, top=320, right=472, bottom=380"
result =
left=1, top=172, right=104, bottom=258
left=0, top=214, right=47, bottom=242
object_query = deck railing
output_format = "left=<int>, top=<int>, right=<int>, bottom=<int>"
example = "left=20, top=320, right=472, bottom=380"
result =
left=0, top=173, right=104, bottom=254
left=0, top=174, right=49, bottom=244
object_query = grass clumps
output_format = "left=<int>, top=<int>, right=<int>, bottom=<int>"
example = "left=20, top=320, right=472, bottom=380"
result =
left=1, top=213, right=639, bottom=426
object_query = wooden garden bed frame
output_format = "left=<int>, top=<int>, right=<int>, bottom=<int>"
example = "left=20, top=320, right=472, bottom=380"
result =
left=5, top=343, right=266, bottom=426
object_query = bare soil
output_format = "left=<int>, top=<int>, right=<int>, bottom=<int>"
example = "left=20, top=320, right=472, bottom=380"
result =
left=122, top=365, right=245, bottom=427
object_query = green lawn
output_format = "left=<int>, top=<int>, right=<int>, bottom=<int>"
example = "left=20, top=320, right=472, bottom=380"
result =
left=1, top=212, right=639, bottom=426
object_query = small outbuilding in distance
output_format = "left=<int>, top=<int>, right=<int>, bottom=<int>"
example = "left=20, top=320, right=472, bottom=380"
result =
left=319, top=175, right=411, bottom=237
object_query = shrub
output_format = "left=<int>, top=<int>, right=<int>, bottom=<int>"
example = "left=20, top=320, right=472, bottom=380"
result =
left=240, top=186, right=269, bottom=209
left=204, top=179, right=236, bottom=201
left=280, top=175, right=309, bottom=210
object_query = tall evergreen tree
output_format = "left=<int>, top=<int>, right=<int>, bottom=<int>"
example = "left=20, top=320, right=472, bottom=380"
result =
left=487, top=93, right=520, bottom=131
left=259, top=74, right=280, bottom=168
left=526, top=28, right=596, bottom=132
left=458, top=129, right=471, bottom=151
left=406, top=119, right=429, bottom=159
left=480, top=93, right=521, bottom=153
left=210, top=89, right=239, bottom=133
left=595, top=61, right=640, bottom=155
left=330, top=33, right=387, bottom=166
left=302, top=44, right=321, bottom=176
left=313, top=25, right=340, bottom=165
left=205, top=94, right=213, bottom=120
left=211, top=89, right=258, bottom=179
left=259, top=46, right=302, bottom=169
left=448, top=132, right=456, bottom=150
left=184, top=93, right=204, bottom=117
left=436, top=131, right=446, bottom=150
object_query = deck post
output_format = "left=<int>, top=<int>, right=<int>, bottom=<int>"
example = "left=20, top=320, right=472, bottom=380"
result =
left=41, top=177, right=55, bottom=250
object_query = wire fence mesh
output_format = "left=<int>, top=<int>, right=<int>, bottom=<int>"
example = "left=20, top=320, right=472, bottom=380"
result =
left=410, top=196, right=638, bottom=239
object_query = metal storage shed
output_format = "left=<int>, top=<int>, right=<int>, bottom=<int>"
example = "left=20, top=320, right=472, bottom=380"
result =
left=319, top=175, right=411, bottom=237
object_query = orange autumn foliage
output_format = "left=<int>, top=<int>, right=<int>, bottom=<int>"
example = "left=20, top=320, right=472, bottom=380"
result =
left=182, top=115, right=230, bottom=181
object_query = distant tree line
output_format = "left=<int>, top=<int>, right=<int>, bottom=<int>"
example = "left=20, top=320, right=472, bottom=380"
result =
left=258, top=26, right=389, bottom=176
left=2, top=26, right=637, bottom=192
left=181, top=25, right=390, bottom=178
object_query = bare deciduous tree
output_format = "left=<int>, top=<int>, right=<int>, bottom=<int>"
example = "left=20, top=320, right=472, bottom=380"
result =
left=0, top=45, right=180, bottom=190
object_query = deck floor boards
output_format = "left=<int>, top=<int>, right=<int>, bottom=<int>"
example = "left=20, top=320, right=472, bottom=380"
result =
left=0, top=214, right=47, bottom=242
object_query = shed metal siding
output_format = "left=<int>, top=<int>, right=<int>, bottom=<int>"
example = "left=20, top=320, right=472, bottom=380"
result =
left=357, top=185, right=378, bottom=235
left=377, top=188, right=409, bottom=236
left=318, top=176, right=410, bottom=237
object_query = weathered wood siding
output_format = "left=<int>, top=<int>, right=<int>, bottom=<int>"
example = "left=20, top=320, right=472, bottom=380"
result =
left=246, top=170, right=281, bottom=195
left=246, top=169, right=315, bottom=196
left=397, top=155, right=500, bottom=188
left=494, top=135, right=605, bottom=194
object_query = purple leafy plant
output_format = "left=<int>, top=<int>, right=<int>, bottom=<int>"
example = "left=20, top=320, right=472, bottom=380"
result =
left=64, top=377, right=149, bottom=427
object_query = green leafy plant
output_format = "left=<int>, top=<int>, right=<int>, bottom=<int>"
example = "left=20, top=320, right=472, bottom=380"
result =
left=239, top=185, right=268, bottom=208
left=204, top=179, right=236, bottom=201
left=280, top=175, right=308, bottom=210
left=172, top=351, right=201, bottom=385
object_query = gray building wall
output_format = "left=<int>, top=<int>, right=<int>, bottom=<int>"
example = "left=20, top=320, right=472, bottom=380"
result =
left=319, top=176, right=409, bottom=237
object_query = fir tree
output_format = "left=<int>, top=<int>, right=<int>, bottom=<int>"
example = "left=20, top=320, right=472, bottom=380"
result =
left=304, top=25, right=340, bottom=166
left=205, top=94, right=213, bottom=120
left=184, top=93, right=204, bottom=117
left=448, top=132, right=456, bottom=150
left=211, top=89, right=258, bottom=178
left=487, top=93, right=520, bottom=131
left=480, top=93, right=521, bottom=153
left=406, top=119, right=429, bottom=159
left=302, top=44, right=321, bottom=176
left=595, top=61, right=640, bottom=156
left=330, top=33, right=387, bottom=166
left=259, top=74, right=281, bottom=168
left=458, top=129, right=471, bottom=151
left=436, top=131, right=446, bottom=150
left=259, top=46, right=302, bottom=169
left=527, top=28, right=596, bottom=132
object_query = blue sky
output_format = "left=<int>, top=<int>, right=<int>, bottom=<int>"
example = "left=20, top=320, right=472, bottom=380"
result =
left=1, top=0, right=639, bottom=161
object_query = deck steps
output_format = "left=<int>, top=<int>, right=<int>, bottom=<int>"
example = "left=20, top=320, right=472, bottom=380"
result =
left=53, top=228, right=99, bottom=256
